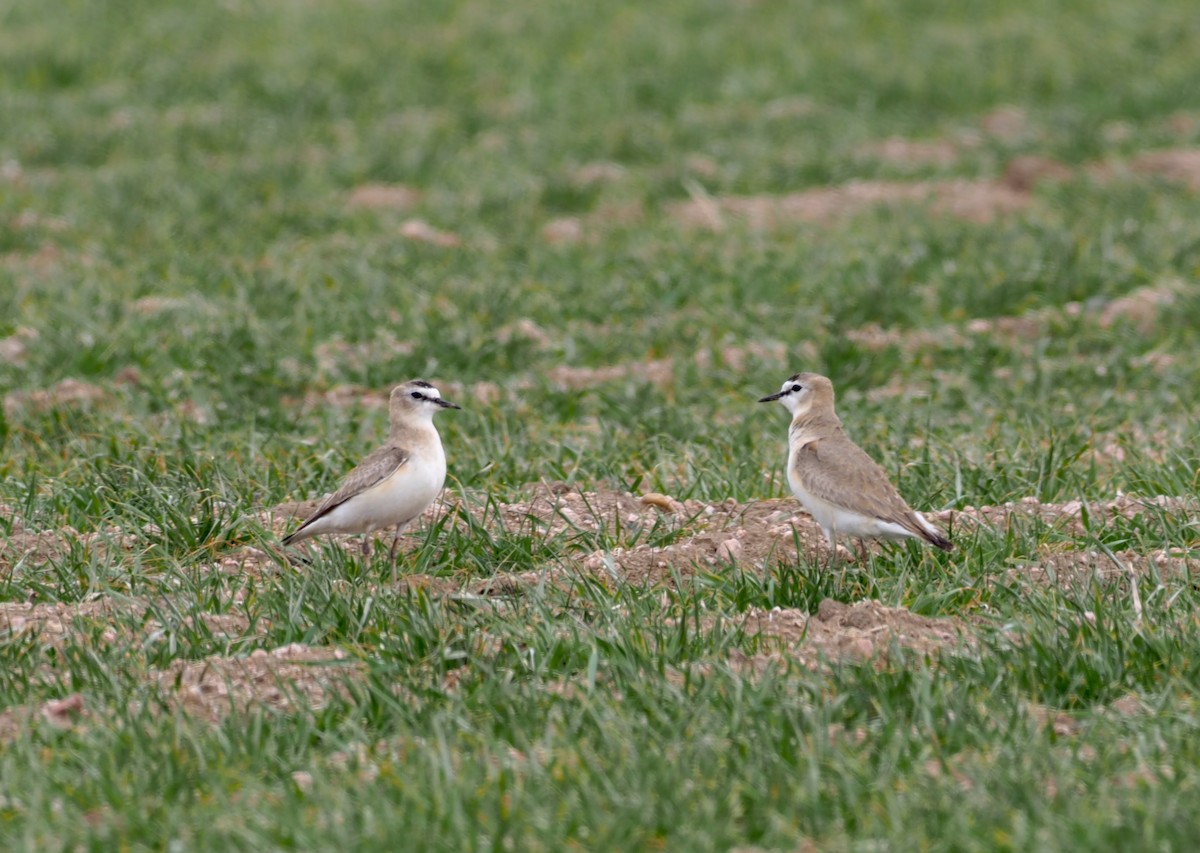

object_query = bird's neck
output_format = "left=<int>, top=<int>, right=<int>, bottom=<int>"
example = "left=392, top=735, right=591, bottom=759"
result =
left=789, top=411, right=842, bottom=448
left=391, top=417, right=439, bottom=445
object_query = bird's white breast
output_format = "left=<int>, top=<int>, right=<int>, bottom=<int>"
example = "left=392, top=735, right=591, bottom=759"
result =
left=322, top=437, right=446, bottom=535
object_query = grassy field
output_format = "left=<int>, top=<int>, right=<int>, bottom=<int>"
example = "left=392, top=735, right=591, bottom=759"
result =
left=2, top=0, right=1200, bottom=848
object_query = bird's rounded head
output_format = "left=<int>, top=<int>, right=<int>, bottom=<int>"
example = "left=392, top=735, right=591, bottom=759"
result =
left=757, top=372, right=835, bottom=417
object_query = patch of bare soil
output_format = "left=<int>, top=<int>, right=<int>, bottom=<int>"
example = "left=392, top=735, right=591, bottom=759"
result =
left=663, top=135, right=1200, bottom=234
left=129, top=296, right=209, bottom=317
left=930, top=493, right=1199, bottom=589
left=542, top=217, right=584, bottom=245
left=544, top=358, right=675, bottom=390
left=846, top=278, right=1190, bottom=356
left=855, top=137, right=960, bottom=168
left=1096, top=280, right=1186, bottom=333
left=267, top=487, right=813, bottom=593
left=1129, top=149, right=1200, bottom=191
left=487, top=485, right=692, bottom=541
left=0, top=526, right=143, bottom=572
left=468, top=489, right=846, bottom=590
left=153, top=643, right=361, bottom=723
left=1002, top=155, right=1075, bottom=191
left=13, top=488, right=1195, bottom=603
left=0, top=598, right=147, bottom=645
left=0, top=644, right=362, bottom=739
left=312, top=333, right=416, bottom=380
left=694, top=340, right=795, bottom=374
left=10, top=210, right=69, bottom=234
left=571, top=161, right=626, bottom=186
left=979, top=106, right=1032, bottom=141
left=0, top=598, right=279, bottom=739
left=1, top=244, right=73, bottom=281
left=3, top=377, right=108, bottom=417
left=575, top=498, right=831, bottom=587
left=292, top=383, right=390, bottom=415
left=0, top=511, right=287, bottom=584
left=0, top=326, right=37, bottom=364
left=494, top=317, right=555, bottom=349
left=0, top=693, right=92, bottom=743
left=934, top=494, right=1197, bottom=540
left=398, top=218, right=462, bottom=247
left=1, top=598, right=260, bottom=649
left=1083, top=424, right=1190, bottom=468
left=668, top=178, right=1031, bottom=231
left=1005, top=547, right=1198, bottom=591
left=345, top=183, right=421, bottom=211
left=1165, top=111, right=1200, bottom=139
left=726, top=598, right=968, bottom=674
left=467, top=490, right=1196, bottom=596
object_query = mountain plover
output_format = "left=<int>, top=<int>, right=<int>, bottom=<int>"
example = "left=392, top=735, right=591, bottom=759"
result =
left=759, top=372, right=951, bottom=557
left=283, top=380, right=460, bottom=566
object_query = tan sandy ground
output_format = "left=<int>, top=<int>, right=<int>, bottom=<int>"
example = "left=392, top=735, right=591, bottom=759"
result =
left=1, top=483, right=1195, bottom=729
left=6, top=489, right=1194, bottom=592
left=0, top=643, right=359, bottom=740
left=722, top=598, right=970, bottom=674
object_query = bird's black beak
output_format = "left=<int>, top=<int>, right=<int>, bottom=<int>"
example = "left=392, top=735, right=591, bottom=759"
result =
left=436, top=398, right=462, bottom=410
left=758, top=392, right=783, bottom=403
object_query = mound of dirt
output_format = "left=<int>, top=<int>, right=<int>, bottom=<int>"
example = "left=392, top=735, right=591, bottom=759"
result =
left=937, top=494, right=1197, bottom=539
left=0, top=599, right=147, bottom=645
left=668, top=179, right=1031, bottom=230
left=153, top=644, right=361, bottom=723
left=1007, top=547, right=1198, bottom=590
left=727, top=598, right=968, bottom=674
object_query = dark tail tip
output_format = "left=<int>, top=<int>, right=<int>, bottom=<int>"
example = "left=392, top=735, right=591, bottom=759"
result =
left=928, top=532, right=953, bottom=552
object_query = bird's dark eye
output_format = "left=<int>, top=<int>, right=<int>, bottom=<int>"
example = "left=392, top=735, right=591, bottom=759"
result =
left=791, top=384, right=802, bottom=393
left=410, top=391, right=424, bottom=400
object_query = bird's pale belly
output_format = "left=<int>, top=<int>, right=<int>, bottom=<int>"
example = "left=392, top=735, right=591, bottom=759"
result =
left=323, top=460, right=445, bottom=535
left=787, top=464, right=912, bottom=541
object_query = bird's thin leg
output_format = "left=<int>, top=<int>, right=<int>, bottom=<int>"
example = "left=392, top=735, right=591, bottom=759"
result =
left=389, top=525, right=407, bottom=585
left=856, top=538, right=868, bottom=564
left=824, top=531, right=839, bottom=572
left=826, top=530, right=851, bottom=590
left=388, top=524, right=404, bottom=562
left=361, top=535, right=375, bottom=573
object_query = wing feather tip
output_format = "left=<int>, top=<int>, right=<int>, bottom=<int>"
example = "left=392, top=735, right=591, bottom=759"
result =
left=927, top=531, right=953, bottom=551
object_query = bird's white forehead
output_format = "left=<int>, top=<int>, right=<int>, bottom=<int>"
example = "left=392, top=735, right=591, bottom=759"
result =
left=406, top=382, right=441, bottom=398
